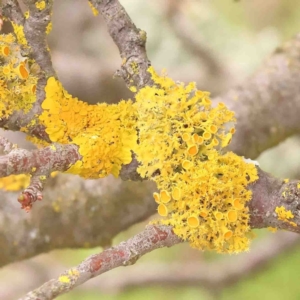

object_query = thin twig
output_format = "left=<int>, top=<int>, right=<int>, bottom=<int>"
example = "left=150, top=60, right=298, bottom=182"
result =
left=0, top=143, right=81, bottom=178
left=91, top=0, right=152, bottom=88
left=86, top=232, right=300, bottom=292
left=19, top=225, right=181, bottom=300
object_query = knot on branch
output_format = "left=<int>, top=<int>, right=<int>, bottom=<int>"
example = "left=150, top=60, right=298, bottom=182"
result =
left=18, top=190, right=43, bottom=212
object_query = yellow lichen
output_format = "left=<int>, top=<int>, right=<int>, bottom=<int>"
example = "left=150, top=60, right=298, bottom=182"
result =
left=275, top=206, right=296, bottom=227
left=26, top=136, right=50, bottom=148
left=0, top=174, right=30, bottom=191
left=134, top=67, right=258, bottom=253
left=58, top=276, right=70, bottom=283
left=11, top=23, right=27, bottom=46
left=35, top=1, right=46, bottom=10
left=68, top=269, right=80, bottom=277
left=39, top=77, right=137, bottom=178
left=46, top=22, right=52, bottom=35
left=52, top=201, right=61, bottom=213
left=129, top=86, right=137, bottom=93
left=88, top=1, right=99, bottom=16
left=267, top=227, right=277, bottom=233
left=0, top=34, right=37, bottom=119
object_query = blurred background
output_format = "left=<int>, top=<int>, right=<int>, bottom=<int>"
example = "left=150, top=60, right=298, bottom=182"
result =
left=2, top=0, right=300, bottom=299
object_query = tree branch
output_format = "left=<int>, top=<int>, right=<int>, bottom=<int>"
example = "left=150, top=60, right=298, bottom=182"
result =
left=87, top=232, right=300, bottom=293
left=19, top=225, right=180, bottom=300
left=91, top=0, right=152, bottom=89
left=18, top=227, right=300, bottom=299
left=1, top=0, right=24, bottom=26
left=0, top=144, right=80, bottom=178
left=222, top=34, right=300, bottom=158
left=0, top=175, right=156, bottom=268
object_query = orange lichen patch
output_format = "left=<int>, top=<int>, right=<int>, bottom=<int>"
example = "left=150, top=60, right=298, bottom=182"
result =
left=160, top=190, right=171, bottom=203
left=203, top=132, right=212, bottom=140
left=227, top=210, right=238, bottom=222
left=232, top=199, right=244, bottom=210
left=182, top=133, right=191, bottom=142
left=31, top=84, right=36, bottom=94
left=182, top=160, right=193, bottom=170
left=212, top=138, right=219, bottom=146
left=230, top=128, right=236, bottom=134
left=187, top=215, right=199, bottom=228
left=153, top=192, right=160, bottom=203
left=187, top=145, right=198, bottom=156
left=172, top=186, right=181, bottom=200
left=3, top=66, right=10, bottom=74
left=193, top=133, right=203, bottom=145
left=223, top=229, right=233, bottom=240
left=135, top=67, right=258, bottom=253
left=0, top=174, right=30, bottom=191
left=200, top=210, right=208, bottom=218
left=158, top=203, right=168, bottom=217
left=18, top=64, right=29, bottom=79
left=202, top=97, right=211, bottom=106
left=214, top=211, right=223, bottom=221
left=1, top=46, right=10, bottom=56
left=209, top=124, right=218, bottom=134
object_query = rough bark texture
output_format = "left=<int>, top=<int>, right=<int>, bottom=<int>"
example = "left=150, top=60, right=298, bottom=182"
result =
left=222, top=34, right=300, bottom=158
left=91, top=0, right=152, bottom=89
left=0, top=175, right=156, bottom=267
left=1, top=1, right=300, bottom=298
left=19, top=225, right=180, bottom=300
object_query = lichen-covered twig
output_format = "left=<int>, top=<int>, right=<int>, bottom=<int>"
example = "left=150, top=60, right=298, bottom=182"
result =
left=84, top=232, right=299, bottom=293
left=0, top=143, right=82, bottom=209
left=0, top=143, right=81, bottom=178
left=18, top=226, right=300, bottom=300
left=1, top=0, right=55, bottom=139
left=90, top=0, right=152, bottom=88
left=19, top=225, right=181, bottom=300
left=18, top=175, right=45, bottom=211
left=1, top=0, right=24, bottom=26
left=23, top=0, right=55, bottom=77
